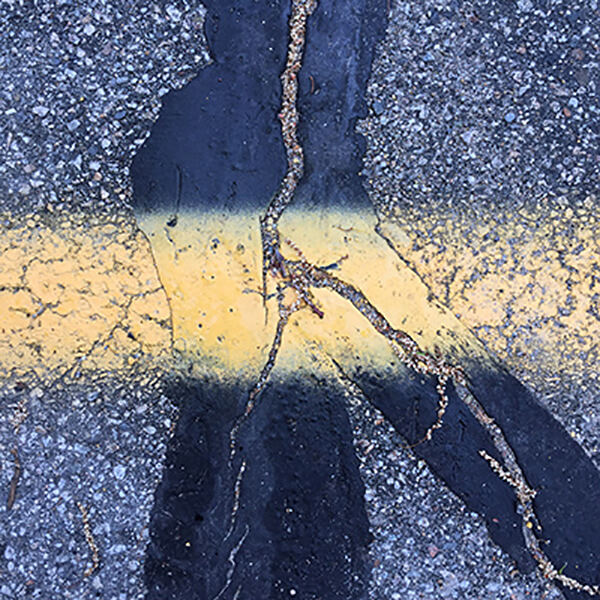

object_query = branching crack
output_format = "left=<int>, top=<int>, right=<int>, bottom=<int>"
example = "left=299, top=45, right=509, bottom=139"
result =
left=223, top=0, right=599, bottom=596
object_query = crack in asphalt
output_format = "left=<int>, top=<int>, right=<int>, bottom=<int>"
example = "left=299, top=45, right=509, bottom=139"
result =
left=0, top=213, right=173, bottom=387
left=213, top=1, right=600, bottom=596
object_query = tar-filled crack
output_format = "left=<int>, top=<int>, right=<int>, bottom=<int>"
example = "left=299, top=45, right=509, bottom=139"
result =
left=215, top=0, right=600, bottom=596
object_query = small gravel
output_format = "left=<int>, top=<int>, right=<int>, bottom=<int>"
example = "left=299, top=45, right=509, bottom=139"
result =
left=0, top=378, right=177, bottom=599
left=359, top=0, right=600, bottom=466
left=0, top=0, right=210, bottom=216
left=360, top=0, right=600, bottom=216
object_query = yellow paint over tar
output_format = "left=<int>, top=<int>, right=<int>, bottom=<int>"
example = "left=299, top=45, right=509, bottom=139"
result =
left=138, top=208, right=472, bottom=384
left=382, top=205, right=600, bottom=394
left=1, top=206, right=598, bottom=391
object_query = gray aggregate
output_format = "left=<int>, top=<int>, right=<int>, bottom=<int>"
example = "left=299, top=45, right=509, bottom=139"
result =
left=0, top=379, right=177, bottom=599
left=359, top=0, right=600, bottom=457
left=0, top=0, right=597, bottom=599
left=360, top=0, right=600, bottom=216
left=0, top=0, right=210, bottom=216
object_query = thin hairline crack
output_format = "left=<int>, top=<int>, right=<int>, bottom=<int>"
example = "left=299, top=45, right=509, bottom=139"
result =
left=227, top=0, right=599, bottom=596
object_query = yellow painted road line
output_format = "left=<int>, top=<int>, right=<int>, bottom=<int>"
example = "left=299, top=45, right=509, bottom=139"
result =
left=0, top=213, right=171, bottom=385
left=1, top=208, right=598, bottom=392
left=381, top=206, right=600, bottom=393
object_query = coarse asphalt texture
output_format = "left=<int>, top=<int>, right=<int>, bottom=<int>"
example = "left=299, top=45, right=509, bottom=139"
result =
left=0, top=1, right=599, bottom=600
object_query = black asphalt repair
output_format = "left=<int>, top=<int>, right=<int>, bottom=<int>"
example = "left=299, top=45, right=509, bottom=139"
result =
left=132, top=1, right=600, bottom=599
left=348, top=361, right=600, bottom=589
left=146, top=378, right=370, bottom=599
left=131, top=0, right=386, bottom=215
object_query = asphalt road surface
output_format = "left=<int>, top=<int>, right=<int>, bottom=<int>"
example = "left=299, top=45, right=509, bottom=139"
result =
left=0, top=1, right=598, bottom=599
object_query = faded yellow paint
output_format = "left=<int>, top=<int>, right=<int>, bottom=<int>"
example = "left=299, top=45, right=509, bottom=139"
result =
left=380, top=206, right=600, bottom=391
left=1, top=206, right=597, bottom=391
left=0, top=213, right=172, bottom=385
